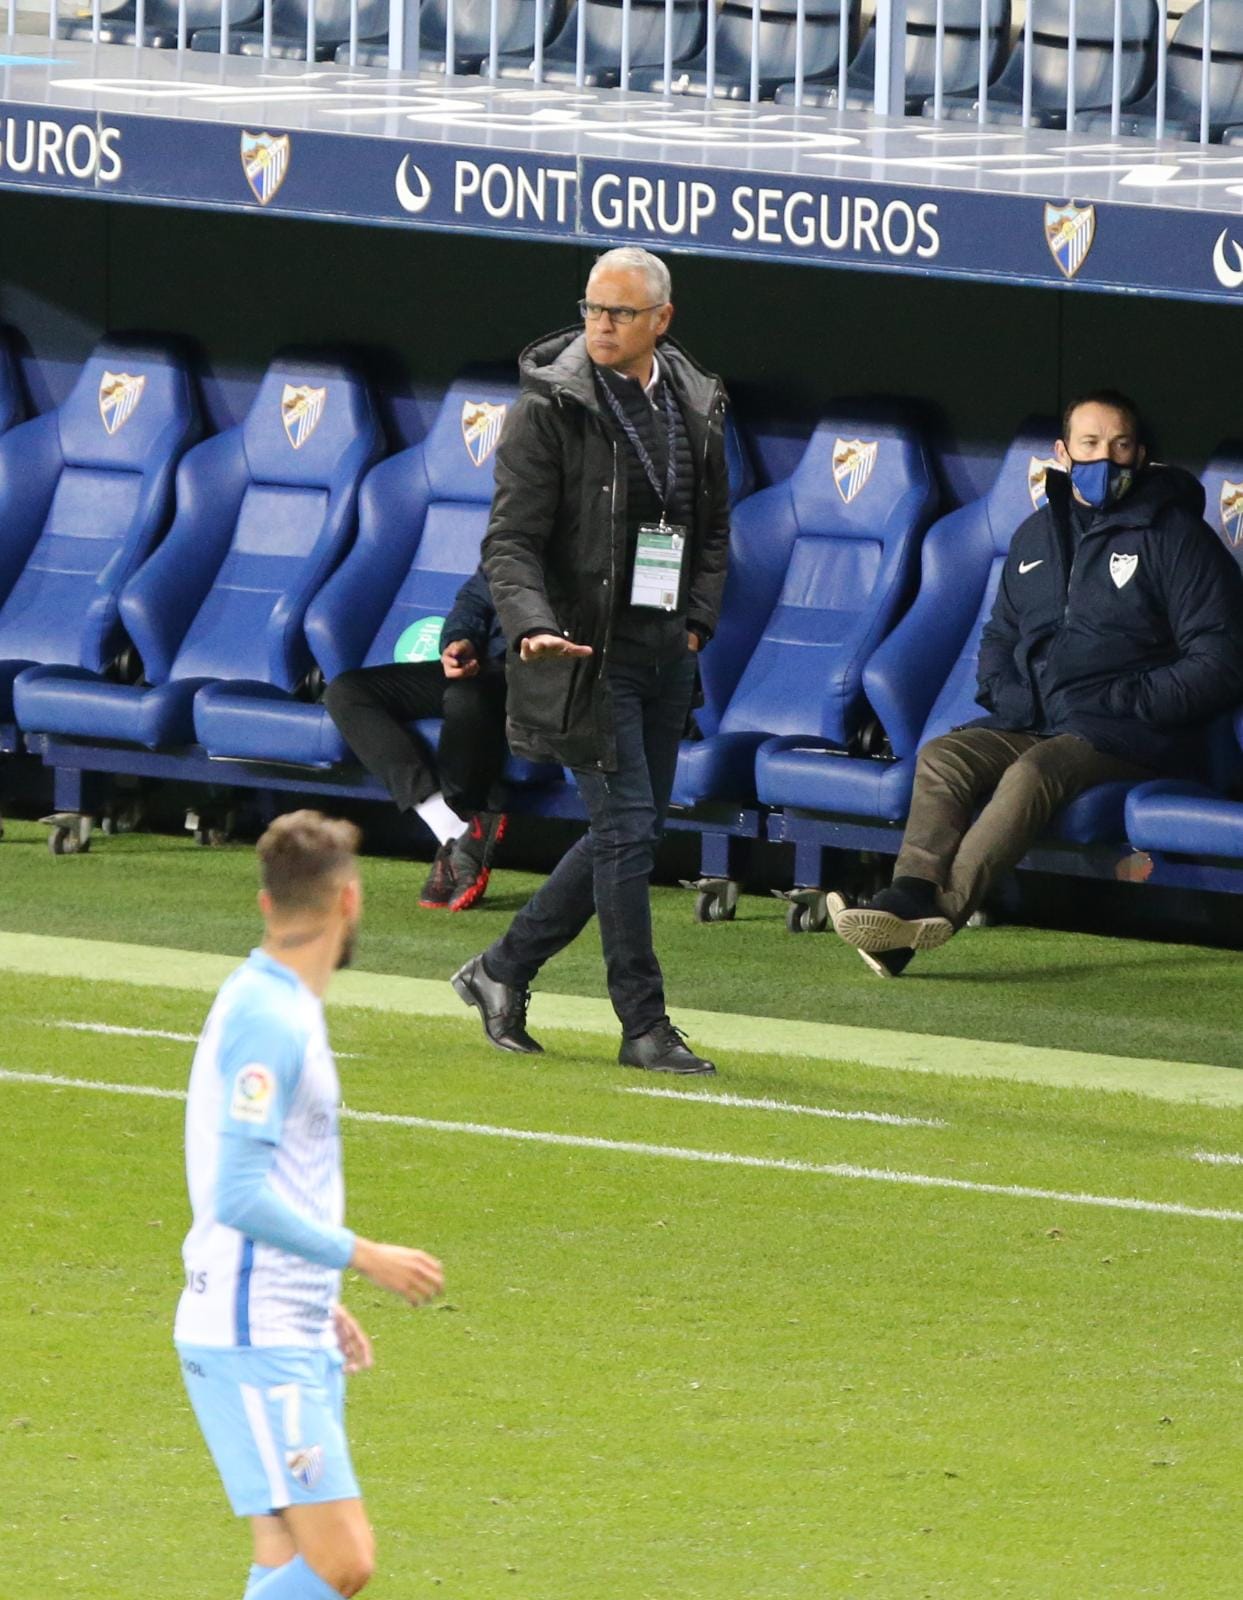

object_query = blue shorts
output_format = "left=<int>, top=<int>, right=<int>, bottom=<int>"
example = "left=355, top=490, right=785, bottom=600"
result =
left=177, top=1344, right=361, bottom=1518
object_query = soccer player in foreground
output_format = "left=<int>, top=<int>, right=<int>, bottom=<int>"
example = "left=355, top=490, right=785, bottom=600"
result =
left=174, top=811, right=444, bottom=1598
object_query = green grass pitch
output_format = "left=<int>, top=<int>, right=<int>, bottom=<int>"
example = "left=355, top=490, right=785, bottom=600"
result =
left=2, top=820, right=1243, bottom=1598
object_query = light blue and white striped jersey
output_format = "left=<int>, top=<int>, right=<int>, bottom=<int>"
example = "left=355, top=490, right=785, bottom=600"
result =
left=175, top=950, right=345, bottom=1350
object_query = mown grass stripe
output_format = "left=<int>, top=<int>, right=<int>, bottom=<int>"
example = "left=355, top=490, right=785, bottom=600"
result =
left=3, top=1067, right=1241, bottom=1225
left=2, top=929, right=1242, bottom=1107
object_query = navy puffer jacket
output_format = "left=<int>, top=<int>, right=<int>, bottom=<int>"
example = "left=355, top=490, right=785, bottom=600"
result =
left=975, top=465, right=1243, bottom=771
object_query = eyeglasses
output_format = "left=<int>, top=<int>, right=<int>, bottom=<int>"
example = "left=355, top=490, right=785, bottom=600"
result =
left=578, top=299, right=663, bottom=325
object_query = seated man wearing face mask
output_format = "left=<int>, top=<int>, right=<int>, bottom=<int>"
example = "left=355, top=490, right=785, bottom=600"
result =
left=831, top=389, right=1243, bottom=977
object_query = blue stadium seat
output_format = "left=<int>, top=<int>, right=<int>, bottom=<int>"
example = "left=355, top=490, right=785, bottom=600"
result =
left=629, top=0, right=853, bottom=101
left=755, top=425, right=1057, bottom=822
left=192, top=0, right=384, bottom=58
left=14, top=356, right=381, bottom=751
left=775, top=0, right=1008, bottom=111
left=335, top=0, right=566, bottom=68
left=1086, top=0, right=1243, bottom=139
left=1197, top=444, right=1243, bottom=565
left=1121, top=447, right=1243, bottom=862
left=0, top=327, right=23, bottom=454
left=672, top=413, right=937, bottom=809
left=192, top=374, right=544, bottom=778
left=59, top=0, right=261, bottom=47
left=0, top=340, right=199, bottom=737
left=496, top=0, right=704, bottom=86
left=929, top=0, right=1156, bottom=126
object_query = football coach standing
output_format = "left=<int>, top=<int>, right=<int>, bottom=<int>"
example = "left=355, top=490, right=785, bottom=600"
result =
left=452, top=247, right=731, bottom=1075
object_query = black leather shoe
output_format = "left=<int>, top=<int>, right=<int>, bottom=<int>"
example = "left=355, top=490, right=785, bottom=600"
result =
left=619, top=1020, right=716, bottom=1076
left=451, top=954, right=543, bottom=1054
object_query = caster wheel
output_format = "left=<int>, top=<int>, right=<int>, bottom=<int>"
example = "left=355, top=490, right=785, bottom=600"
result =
left=48, top=825, right=90, bottom=856
left=686, top=877, right=739, bottom=924
left=786, top=902, right=809, bottom=934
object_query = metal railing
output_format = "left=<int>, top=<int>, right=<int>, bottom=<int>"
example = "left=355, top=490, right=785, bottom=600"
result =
left=24, top=0, right=1226, bottom=143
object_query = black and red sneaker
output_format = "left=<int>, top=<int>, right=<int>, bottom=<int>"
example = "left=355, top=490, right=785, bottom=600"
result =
left=418, top=842, right=455, bottom=909
left=447, top=812, right=508, bottom=911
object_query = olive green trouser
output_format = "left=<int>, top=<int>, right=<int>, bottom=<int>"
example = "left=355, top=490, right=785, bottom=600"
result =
left=894, top=728, right=1151, bottom=928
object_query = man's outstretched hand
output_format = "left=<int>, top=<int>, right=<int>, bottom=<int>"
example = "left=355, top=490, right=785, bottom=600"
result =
left=520, top=632, right=594, bottom=663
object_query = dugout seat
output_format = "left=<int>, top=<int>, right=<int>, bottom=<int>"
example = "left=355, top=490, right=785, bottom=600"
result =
left=191, top=373, right=538, bottom=770
left=0, top=328, right=23, bottom=459
left=754, top=424, right=1056, bottom=822
left=775, top=0, right=1008, bottom=110
left=495, top=0, right=704, bottom=86
left=628, top=0, right=854, bottom=101
left=1197, top=443, right=1243, bottom=565
left=336, top=0, right=566, bottom=68
left=59, top=0, right=261, bottom=47
left=671, top=412, right=937, bottom=809
left=1086, top=0, right=1243, bottom=139
left=14, top=356, right=381, bottom=752
left=929, top=0, right=1156, bottom=125
left=1121, top=447, right=1243, bottom=861
left=192, top=0, right=385, bottom=58
left=0, top=340, right=199, bottom=738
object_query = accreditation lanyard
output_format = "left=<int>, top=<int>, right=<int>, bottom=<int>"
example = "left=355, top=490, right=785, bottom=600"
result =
left=597, top=376, right=687, bottom=613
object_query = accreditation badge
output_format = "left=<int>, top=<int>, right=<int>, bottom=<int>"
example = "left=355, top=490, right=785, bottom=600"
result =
left=630, top=523, right=687, bottom=612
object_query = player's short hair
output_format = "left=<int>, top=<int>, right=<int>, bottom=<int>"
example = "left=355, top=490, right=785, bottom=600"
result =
left=1060, top=389, right=1144, bottom=446
left=589, top=247, right=671, bottom=304
left=257, top=810, right=361, bottom=913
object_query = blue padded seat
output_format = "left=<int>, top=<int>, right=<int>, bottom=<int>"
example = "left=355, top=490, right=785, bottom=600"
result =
left=60, top=0, right=261, bottom=47
left=192, top=0, right=384, bottom=58
left=672, top=414, right=937, bottom=808
left=15, top=356, right=381, bottom=750
left=1086, top=0, right=1243, bottom=139
left=1198, top=444, right=1243, bottom=563
left=0, top=327, right=23, bottom=453
left=775, top=0, right=1008, bottom=110
left=0, top=340, right=199, bottom=726
left=755, top=425, right=1059, bottom=821
left=335, top=0, right=566, bottom=68
left=929, top=0, right=1156, bottom=126
left=1125, top=776, right=1243, bottom=856
left=495, top=0, right=704, bottom=86
left=194, top=374, right=544, bottom=778
left=629, top=0, right=853, bottom=101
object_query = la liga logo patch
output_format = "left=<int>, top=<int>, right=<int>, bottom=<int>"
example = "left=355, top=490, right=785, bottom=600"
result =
left=229, top=1063, right=275, bottom=1124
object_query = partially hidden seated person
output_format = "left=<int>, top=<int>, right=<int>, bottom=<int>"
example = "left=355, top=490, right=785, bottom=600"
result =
left=324, top=564, right=509, bottom=911
left=831, top=388, right=1243, bottom=976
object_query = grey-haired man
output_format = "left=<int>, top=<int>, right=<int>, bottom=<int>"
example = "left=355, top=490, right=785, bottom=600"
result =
left=453, top=248, right=731, bottom=1074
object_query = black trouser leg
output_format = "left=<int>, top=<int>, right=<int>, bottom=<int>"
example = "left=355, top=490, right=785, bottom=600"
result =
left=323, top=662, right=447, bottom=812
left=437, top=668, right=509, bottom=818
left=485, top=654, right=696, bottom=1036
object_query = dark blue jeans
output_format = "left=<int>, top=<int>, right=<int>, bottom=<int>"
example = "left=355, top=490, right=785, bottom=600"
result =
left=485, top=653, right=698, bottom=1037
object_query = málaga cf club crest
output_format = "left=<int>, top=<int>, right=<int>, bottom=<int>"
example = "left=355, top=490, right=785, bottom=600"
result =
left=1220, top=480, right=1243, bottom=546
left=98, top=371, right=146, bottom=436
left=241, top=131, right=290, bottom=207
left=461, top=400, right=507, bottom=468
left=1027, top=454, right=1060, bottom=511
left=1044, top=201, right=1096, bottom=280
left=832, top=438, right=878, bottom=504
left=281, top=383, right=326, bottom=450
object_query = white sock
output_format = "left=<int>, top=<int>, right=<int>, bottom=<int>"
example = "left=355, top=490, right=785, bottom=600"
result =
left=415, top=792, right=469, bottom=846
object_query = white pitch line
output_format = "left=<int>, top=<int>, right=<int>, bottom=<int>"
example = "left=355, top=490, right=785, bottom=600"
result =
left=3, top=1067, right=1240, bottom=1225
left=36, top=1020, right=361, bottom=1057
left=1192, top=1150, right=1243, bottom=1166
left=620, top=1085, right=946, bottom=1129
left=44, top=1019, right=198, bottom=1044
